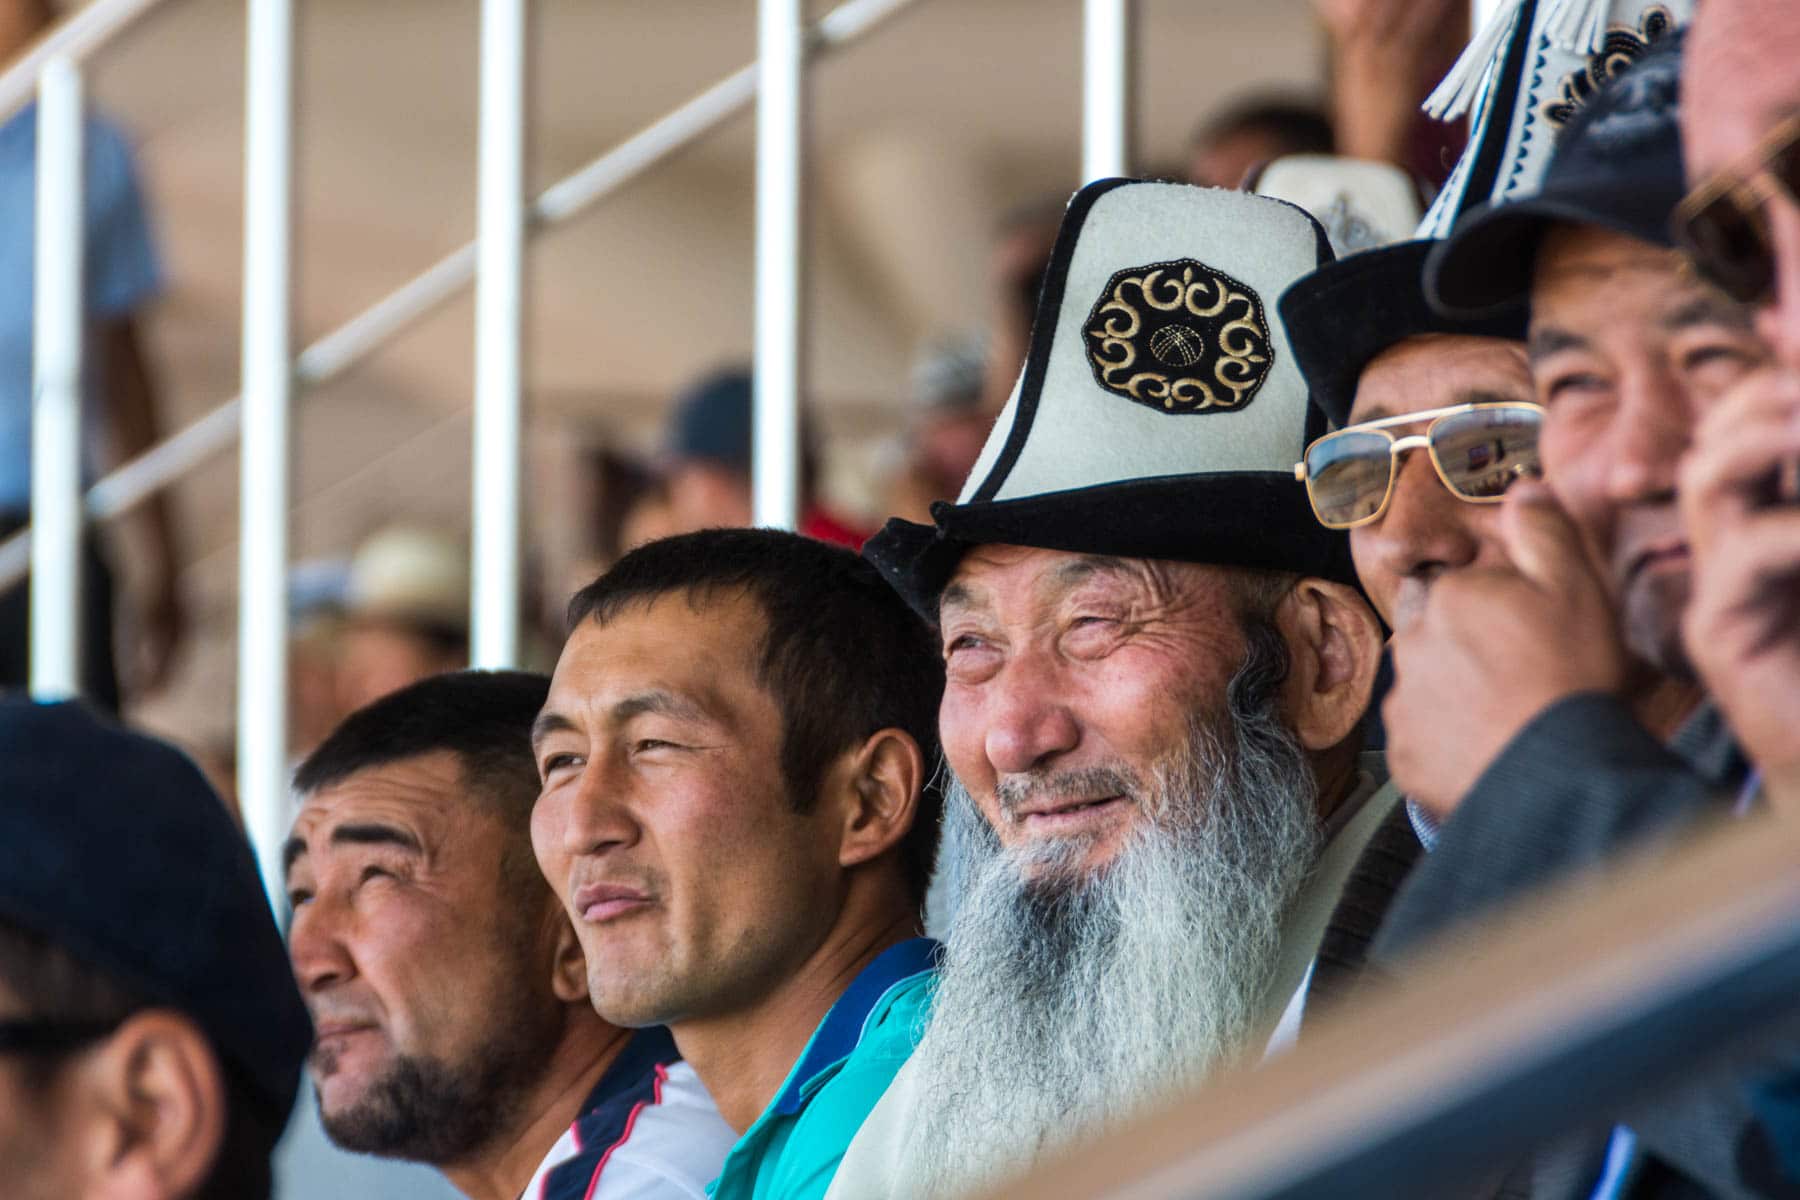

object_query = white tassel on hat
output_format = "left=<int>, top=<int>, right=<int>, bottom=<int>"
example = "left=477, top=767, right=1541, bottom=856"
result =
left=1422, top=0, right=1526, bottom=121
left=1544, top=0, right=1613, bottom=54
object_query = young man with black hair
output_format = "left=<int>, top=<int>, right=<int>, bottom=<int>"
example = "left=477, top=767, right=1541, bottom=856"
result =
left=531, top=528, right=944, bottom=1200
left=286, top=670, right=735, bottom=1200
left=0, top=698, right=310, bottom=1200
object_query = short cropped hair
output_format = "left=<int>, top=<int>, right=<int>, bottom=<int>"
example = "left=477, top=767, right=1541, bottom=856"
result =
left=0, top=915, right=281, bottom=1200
left=566, top=529, right=946, bottom=903
left=1193, top=94, right=1335, bottom=156
left=294, top=670, right=551, bottom=888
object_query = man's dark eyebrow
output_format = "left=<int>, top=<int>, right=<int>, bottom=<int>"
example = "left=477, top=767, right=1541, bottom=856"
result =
left=531, top=709, right=575, bottom=749
left=610, top=689, right=708, bottom=725
left=1046, top=554, right=1133, bottom=593
left=1527, top=326, right=1589, bottom=364
left=330, top=823, right=423, bottom=855
left=1662, top=294, right=1755, bottom=334
left=282, top=822, right=421, bottom=879
left=938, top=581, right=979, bottom=616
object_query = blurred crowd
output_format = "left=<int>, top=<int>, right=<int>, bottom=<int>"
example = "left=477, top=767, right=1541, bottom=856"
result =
left=10, top=1, right=1800, bottom=1200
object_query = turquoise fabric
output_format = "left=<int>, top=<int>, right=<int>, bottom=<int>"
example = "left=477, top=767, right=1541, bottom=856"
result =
left=708, top=938, right=937, bottom=1200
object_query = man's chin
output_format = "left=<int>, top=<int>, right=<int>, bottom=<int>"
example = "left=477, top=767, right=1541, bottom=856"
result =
left=1014, top=829, right=1133, bottom=890
left=1622, top=570, right=1695, bottom=682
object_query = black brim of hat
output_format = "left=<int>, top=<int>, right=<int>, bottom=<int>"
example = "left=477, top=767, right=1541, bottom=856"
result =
left=1281, top=240, right=1526, bottom=428
left=865, top=473, right=1355, bottom=620
left=1426, top=186, right=1675, bottom=318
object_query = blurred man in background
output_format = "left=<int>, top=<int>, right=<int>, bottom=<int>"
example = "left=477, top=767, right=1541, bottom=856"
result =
left=1186, top=93, right=1334, bottom=189
left=0, top=0, right=184, bottom=709
left=0, top=698, right=310, bottom=1200
left=654, top=368, right=867, bottom=548
left=881, top=337, right=992, bottom=525
left=333, top=525, right=469, bottom=716
left=287, top=671, right=735, bottom=1200
left=532, top=529, right=942, bottom=1200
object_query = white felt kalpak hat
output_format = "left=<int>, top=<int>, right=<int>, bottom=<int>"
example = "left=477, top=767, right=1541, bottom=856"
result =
left=1415, top=0, right=1691, bottom=241
left=864, top=178, right=1353, bottom=617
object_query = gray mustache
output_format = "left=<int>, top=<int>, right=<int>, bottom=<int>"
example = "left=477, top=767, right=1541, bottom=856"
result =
left=993, top=765, right=1145, bottom=818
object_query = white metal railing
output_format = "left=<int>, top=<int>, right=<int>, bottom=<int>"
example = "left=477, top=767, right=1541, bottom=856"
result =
left=10, top=0, right=1136, bottom=901
left=753, top=0, right=805, bottom=531
left=236, top=0, right=294, bottom=905
left=471, top=0, right=527, bottom=670
left=28, top=58, right=84, bottom=700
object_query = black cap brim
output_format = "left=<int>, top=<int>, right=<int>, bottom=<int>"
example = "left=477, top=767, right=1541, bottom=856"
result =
left=1427, top=184, right=1681, bottom=319
left=864, top=473, right=1355, bottom=621
left=1281, top=240, right=1526, bottom=427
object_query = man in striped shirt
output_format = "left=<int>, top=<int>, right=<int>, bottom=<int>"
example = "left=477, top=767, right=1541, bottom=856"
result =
left=285, top=670, right=736, bottom=1200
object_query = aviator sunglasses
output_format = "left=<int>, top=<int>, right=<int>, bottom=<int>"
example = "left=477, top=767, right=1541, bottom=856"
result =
left=1673, top=113, right=1800, bottom=305
left=1293, top=401, right=1546, bottom=530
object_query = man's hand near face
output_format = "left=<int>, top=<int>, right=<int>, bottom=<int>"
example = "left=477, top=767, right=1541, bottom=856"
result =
left=1679, top=367, right=1800, bottom=810
left=1385, top=482, right=1629, bottom=817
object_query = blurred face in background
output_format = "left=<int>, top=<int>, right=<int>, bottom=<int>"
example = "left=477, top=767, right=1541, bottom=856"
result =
left=333, top=620, right=464, bottom=716
left=664, top=462, right=753, bottom=534
left=1528, top=224, right=1768, bottom=677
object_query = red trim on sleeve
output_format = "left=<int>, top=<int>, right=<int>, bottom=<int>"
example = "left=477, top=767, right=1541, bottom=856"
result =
left=581, top=1063, right=670, bottom=1200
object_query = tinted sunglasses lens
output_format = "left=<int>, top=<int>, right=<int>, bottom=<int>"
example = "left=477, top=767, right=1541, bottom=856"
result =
left=1681, top=190, right=1775, bottom=303
left=1306, top=431, right=1393, bottom=526
left=1431, top=406, right=1542, bottom=500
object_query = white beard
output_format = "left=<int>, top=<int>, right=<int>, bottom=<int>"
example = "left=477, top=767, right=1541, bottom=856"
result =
left=897, top=630, right=1321, bottom=1198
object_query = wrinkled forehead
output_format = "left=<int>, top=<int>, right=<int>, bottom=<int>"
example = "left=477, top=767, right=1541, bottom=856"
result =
left=940, top=545, right=1234, bottom=618
left=1528, top=225, right=1700, bottom=328
left=1350, top=333, right=1533, bottom=424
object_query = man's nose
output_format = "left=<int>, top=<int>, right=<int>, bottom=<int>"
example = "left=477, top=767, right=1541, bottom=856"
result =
left=1365, top=450, right=1484, bottom=583
left=1756, top=199, right=1800, bottom=375
left=982, top=651, right=1081, bottom=776
left=288, top=894, right=354, bottom=995
left=557, top=757, right=641, bottom=857
left=1608, top=364, right=1691, bottom=501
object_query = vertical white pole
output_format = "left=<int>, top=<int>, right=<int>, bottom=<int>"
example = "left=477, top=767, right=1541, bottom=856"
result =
left=29, top=58, right=84, bottom=701
left=1082, top=0, right=1132, bottom=182
left=472, top=0, right=526, bottom=668
left=237, top=0, right=294, bottom=908
left=753, top=0, right=803, bottom=531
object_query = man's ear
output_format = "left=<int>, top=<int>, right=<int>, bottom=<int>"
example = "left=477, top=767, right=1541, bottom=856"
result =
left=829, top=728, right=925, bottom=871
left=547, top=906, right=591, bottom=1006
left=80, top=1010, right=227, bottom=1200
left=1274, top=578, right=1384, bottom=752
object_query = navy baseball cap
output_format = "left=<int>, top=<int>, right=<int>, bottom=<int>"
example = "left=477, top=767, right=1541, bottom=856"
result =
left=667, top=368, right=755, bottom=470
left=0, top=698, right=311, bottom=1122
left=1426, top=29, right=1686, bottom=318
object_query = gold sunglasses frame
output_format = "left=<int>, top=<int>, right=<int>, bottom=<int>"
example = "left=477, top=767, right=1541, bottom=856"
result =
left=1673, top=113, right=1800, bottom=301
left=1292, top=401, right=1547, bottom=531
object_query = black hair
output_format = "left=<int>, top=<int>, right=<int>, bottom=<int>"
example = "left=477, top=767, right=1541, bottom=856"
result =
left=294, top=670, right=551, bottom=889
left=566, top=528, right=946, bottom=904
left=0, top=915, right=281, bottom=1200
left=1193, top=93, right=1335, bottom=156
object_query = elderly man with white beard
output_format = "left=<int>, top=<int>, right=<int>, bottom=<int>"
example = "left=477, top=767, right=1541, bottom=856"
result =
left=828, top=179, right=1398, bottom=1200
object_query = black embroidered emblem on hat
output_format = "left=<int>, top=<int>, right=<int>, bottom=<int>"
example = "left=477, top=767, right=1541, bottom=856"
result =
left=1544, top=6, right=1674, bottom=130
left=1082, top=258, right=1273, bottom=414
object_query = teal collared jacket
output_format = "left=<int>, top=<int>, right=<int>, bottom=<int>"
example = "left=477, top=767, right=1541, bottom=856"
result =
left=707, top=937, right=939, bottom=1200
